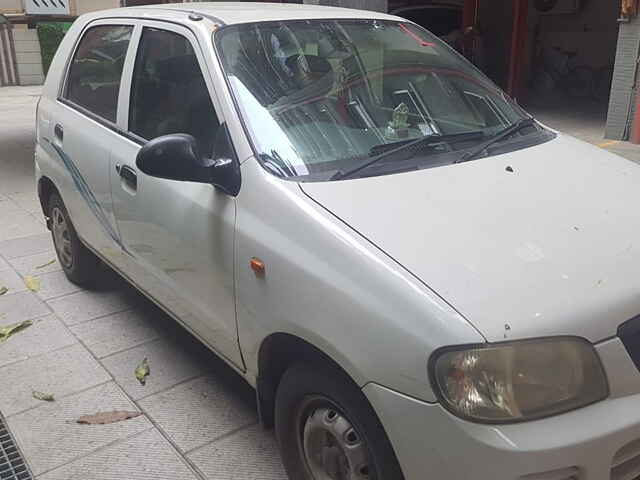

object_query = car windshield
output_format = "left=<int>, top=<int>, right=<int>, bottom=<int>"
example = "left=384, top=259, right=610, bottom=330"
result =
left=216, top=19, right=533, bottom=181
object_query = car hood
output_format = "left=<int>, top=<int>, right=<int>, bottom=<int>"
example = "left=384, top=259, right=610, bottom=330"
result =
left=300, top=135, right=640, bottom=343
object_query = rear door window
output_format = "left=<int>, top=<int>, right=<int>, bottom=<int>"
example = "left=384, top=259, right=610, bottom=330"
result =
left=64, top=25, right=133, bottom=123
left=128, top=27, right=220, bottom=155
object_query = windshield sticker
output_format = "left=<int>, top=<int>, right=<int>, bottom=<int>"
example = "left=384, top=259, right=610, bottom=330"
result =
left=399, top=24, right=435, bottom=47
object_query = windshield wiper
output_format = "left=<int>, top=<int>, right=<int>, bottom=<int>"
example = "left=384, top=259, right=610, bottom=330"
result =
left=331, top=130, right=484, bottom=180
left=454, top=117, right=537, bottom=164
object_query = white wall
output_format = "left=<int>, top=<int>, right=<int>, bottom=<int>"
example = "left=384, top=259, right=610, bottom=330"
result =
left=12, top=25, right=44, bottom=85
left=531, top=0, right=620, bottom=68
left=73, top=0, right=120, bottom=16
left=0, top=0, right=23, bottom=14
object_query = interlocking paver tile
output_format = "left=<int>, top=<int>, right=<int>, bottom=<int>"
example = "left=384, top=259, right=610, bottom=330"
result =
left=0, top=268, right=28, bottom=295
left=38, top=428, right=200, bottom=480
left=0, top=343, right=110, bottom=416
left=140, top=375, right=257, bottom=453
left=34, top=270, right=82, bottom=300
left=8, top=191, right=42, bottom=214
left=187, top=424, right=286, bottom=480
left=101, top=338, right=205, bottom=400
left=0, top=233, right=53, bottom=259
left=47, top=289, right=138, bottom=326
left=0, top=209, right=48, bottom=241
left=8, top=382, right=151, bottom=476
left=0, top=314, right=76, bottom=368
left=8, top=250, right=60, bottom=276
left=0, top=196, right=24, bottom=216
left=70, top=308, right=161, bottom=358
left=0, top=290, right=50, bottom=324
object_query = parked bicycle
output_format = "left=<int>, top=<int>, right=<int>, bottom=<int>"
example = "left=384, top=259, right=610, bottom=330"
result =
left=534, top=46, right=596, bottom=98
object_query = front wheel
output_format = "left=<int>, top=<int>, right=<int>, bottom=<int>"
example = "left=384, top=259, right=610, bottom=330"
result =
left=275, top=363, right=404, bottom=480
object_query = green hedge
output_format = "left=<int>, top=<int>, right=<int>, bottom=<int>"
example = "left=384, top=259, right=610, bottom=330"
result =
left=37, top=22, right=72, bottom=76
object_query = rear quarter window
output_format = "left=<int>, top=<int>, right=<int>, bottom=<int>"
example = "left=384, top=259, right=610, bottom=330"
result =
left=63, top=25, right=133, bottom=123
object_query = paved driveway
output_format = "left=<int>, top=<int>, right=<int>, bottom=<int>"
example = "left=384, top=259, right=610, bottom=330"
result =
left=0, top=86, right=286, bottom=479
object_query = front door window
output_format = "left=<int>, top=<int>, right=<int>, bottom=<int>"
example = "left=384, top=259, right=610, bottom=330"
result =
left=129, top=27, right=220, bottom=156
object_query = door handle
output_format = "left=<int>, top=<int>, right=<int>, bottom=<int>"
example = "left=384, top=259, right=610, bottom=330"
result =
left=118, top=164, right=137, bottom=190
left=54, top=124, right=63, bottom=142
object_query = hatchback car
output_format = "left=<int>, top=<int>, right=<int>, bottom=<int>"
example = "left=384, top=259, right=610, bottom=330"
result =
left=36, top=3, right=640, bottom=480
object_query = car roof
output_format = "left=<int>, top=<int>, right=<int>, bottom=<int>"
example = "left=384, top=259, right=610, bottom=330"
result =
left=105, top=2, right=401, bottom=25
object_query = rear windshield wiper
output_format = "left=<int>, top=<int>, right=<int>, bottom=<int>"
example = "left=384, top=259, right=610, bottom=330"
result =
left=331, top=130, right=484, bottom=181
left=454, top=117, right=537, bottom=164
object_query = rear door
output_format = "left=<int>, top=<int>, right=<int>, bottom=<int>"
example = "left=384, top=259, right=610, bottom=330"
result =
left=49, top=21, right=134, bottom=253
left=109, top=21, right=243, bottom=368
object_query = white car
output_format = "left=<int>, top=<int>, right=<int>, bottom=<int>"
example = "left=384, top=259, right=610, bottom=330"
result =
left=35, top=3, right=640, bottom=479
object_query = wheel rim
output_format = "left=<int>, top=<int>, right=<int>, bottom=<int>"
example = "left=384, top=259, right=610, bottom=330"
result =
left=300, top=397, right=371, bottom=480
left=51, top=207, right=73, bottom=269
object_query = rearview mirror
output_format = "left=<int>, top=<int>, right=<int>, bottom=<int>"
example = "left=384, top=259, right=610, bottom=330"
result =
left=136, top=127, right=241, bottom=196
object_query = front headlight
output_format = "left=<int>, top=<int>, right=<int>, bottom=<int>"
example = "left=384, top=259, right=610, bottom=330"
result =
left=429, top=337, right=608, bottom=423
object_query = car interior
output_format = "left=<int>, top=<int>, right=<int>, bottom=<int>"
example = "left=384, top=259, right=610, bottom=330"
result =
left=128, top=28, right=220, bottom=156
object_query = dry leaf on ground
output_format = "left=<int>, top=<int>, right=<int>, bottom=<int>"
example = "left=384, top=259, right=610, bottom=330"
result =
left=24, top=276, right=40, bottom=292
left=35, top=259, right=56, bottom=269
left=134, top=357, right=150, bottom=385
left=0, top=320, right=33, bottom=342
left=76, top=411, right=142, bottom=425
left=32, top=390, right=55, bottom=402
left=0, top=286, right=7, bottom=296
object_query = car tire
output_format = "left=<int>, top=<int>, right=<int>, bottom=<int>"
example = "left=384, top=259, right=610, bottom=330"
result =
left=275, top=362, right=405, bottom=480
left=48, top=192, right=101, bottom=286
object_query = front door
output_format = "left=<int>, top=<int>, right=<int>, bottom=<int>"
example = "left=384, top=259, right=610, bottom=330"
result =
left=109, top=22, right=243, bottom=368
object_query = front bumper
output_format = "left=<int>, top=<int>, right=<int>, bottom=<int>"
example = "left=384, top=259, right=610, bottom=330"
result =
left=364, top=338, right=640, bottom=480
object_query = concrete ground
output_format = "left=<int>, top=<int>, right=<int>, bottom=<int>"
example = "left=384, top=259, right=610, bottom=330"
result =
left=1, top=84, right=640, bottom=480
left=526, top=94, right=640, bottom=163
left=0, top=86, right=285, bottom=479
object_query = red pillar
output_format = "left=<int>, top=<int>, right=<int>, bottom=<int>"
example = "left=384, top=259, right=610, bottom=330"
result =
left=508, top=0, right=529, bottom=99
left=462, top=0, right=477, bottom=30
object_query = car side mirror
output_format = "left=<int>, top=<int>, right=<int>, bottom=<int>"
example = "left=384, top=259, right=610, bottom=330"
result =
left=136, top=133, right=211, bottom=183
left=136, top=126, right=241, bottom=196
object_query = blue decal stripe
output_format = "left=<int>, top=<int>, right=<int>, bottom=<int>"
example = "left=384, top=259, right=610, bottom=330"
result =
left=47, top=139, right=123, bottom=248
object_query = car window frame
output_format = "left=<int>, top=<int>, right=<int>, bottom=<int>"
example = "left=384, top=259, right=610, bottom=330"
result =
left=58, top=19, right=138, bottom=130
left=120, top=19, right=228, bottom=152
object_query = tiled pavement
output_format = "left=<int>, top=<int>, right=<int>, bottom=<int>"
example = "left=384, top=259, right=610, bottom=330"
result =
left=0, top=86, right=286, bottom=479
left=526, top=94, right=640, bottom=164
